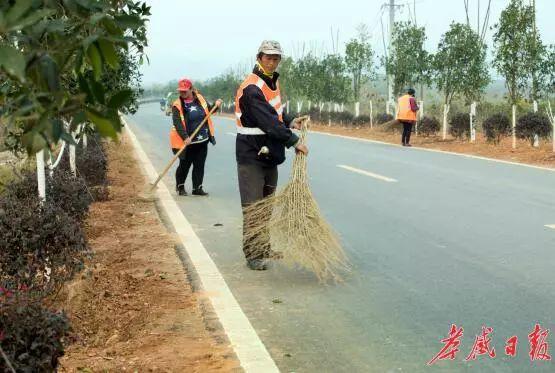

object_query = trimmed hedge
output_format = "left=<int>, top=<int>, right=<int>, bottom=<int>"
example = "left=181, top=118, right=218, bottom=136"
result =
left=483, top=113, right=511, bottom=144
left=0, top=195, right=88, bottom=295
left=449, top=113, right=471, bottom=140
left=0, top=294, right=70, bottom=372
left=3, top=169, right=92, bottom=221
left=418, top=116, right=440, bottom=137
left=516, top=112, right=552, bottom=145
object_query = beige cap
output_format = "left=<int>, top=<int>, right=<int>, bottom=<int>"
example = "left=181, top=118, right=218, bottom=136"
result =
left=258, top=40, right=283, bottom=55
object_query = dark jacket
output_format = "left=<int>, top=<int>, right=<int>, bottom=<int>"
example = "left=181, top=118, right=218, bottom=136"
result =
left=236, top=65, right=299, bottom=167
left=172, top=93, right=216, bottom=144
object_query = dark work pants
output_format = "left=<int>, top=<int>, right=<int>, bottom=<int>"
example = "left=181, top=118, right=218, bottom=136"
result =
left=401, top=121, right=413, bottom=145
left=237, top=163, right=278, bottom=260
left=172, top=141, right=208, bottom=190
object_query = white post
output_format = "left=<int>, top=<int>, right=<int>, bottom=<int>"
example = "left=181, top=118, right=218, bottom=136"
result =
left=533, top=100, right=539, bottom=147
left=470, top=102, right=477, bottom=143
left=36, top=150, right=46, bottom=201
left=512, top=104, right=517, bottom=149
left=355, top=102, right=360, bottom=118
left=370, top=100, right=373, bottom=129
left=442, top=104, right=450, bottom=140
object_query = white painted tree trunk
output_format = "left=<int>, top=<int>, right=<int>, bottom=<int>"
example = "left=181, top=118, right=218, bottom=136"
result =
left=369, top=100, right=373, bottom=129
left=83, top=133, right=88, bottom=148
left=442, top=104, right=450, bottom=140
left=470, top=102, right=477, bottom=143
left=512, top=105, right=517, bottom=149
left=69, top=143, right=76, bottom=176
left=296, top=101, right=303, bottom=114
left=36, top=150, right=46, bottom=201
left=547, top=101, right=555, bottom=153
left=533, top=100, right=539, bottom=147
left=354, top=102, right=360, bottom=117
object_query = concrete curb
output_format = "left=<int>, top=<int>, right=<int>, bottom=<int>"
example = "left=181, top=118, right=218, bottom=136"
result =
left=122, top=117, right=280, bottom=373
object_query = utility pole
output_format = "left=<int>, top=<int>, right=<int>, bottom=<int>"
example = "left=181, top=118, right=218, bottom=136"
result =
left=387, top=0, right=395, bottom=113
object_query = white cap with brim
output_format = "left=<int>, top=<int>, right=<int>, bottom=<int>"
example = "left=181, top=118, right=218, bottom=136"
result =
left=258, top=40, right=283, bottom=55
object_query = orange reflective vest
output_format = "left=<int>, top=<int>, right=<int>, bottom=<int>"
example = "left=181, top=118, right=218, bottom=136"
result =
left=397, top=94, right=417, bottom=122
left=234, top=73, right=283, bottom=134
left=170, top=92, right=214, bottom=149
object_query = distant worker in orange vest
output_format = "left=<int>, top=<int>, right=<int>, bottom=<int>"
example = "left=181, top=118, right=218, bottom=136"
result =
left=234, top=40, right=308, bottom=271
left=396, top=88, right=419, bottom=147
left=170, top=78, right=222, bottom=196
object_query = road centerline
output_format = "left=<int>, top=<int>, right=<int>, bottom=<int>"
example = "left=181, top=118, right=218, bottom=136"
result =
left=337, top=164, right=398, bottom=183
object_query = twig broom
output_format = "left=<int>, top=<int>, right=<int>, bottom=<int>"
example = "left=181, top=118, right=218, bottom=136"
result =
left=243, top=118, right=350, bottom=282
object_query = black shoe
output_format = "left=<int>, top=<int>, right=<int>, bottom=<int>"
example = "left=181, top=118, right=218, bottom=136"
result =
left=176, top=184, right=187, bottom=196
left=405, top=144, right=412, bottom=147
left=192, top=187, right=209, bottom=196
left=247, top=259, right=268, bottom=271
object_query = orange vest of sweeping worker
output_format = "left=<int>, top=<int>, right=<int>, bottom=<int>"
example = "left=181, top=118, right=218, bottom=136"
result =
left=234, top=73, right=283, bottom=132
left=169, top=92, right=215, bottom=149
left=396, top=94, right=417, bottom=122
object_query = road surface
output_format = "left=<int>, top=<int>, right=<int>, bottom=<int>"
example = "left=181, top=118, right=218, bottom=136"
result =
left=126, top=103, right=555, bottom=372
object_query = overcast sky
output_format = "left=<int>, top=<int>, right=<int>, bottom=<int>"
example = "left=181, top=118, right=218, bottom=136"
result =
left=139, top=0, right=555, bottom=86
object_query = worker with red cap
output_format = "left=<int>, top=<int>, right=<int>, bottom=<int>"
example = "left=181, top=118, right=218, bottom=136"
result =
left=170, top=78, right=222, bottom=196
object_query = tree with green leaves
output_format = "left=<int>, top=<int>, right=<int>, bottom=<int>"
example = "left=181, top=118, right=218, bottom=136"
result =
left=385, top=21, right=431, bottom=98
left=0, top=0, right=150, bottom=154
left=433, top=22, right=489, bottom=139
left=344, top=25, right=375, bottom=101
left=433, top=23, right=489, bottom=106
left=493, top=0, right=546, bottom=104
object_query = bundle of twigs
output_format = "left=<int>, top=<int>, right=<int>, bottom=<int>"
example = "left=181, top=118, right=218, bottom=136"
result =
left=243, top=118, right=350, bottom=282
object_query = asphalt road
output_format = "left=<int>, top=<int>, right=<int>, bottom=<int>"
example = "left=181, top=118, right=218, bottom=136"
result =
left=126, top=103, right=555, bottom=373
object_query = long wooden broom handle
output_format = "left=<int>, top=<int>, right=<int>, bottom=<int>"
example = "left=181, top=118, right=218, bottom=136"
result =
left=150, top=104, right=219, bottom=191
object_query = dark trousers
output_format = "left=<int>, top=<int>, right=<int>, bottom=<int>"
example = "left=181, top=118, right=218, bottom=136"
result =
left=237, top=163, right=278, bottom=260
left=172, top=141, right=208, bottom=190
left=401, top=121, right=413, bottom=144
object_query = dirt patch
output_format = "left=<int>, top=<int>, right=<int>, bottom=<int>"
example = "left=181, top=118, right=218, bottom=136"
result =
left=58, top=134, right=239, bottom=372
left=311, top=122, right=555, bottom=168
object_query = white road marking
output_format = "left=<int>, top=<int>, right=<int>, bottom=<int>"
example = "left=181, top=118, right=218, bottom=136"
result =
left=123, top=116, right=279, bottom=373
left=545, top=224, right=555, bottom=230
left=226, top=132, right=236, bottom=136
left=337, top=164, right=398, bottom=183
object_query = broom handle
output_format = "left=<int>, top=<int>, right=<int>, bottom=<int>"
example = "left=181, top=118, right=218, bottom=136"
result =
left=150, top=104, right=219, bottom=191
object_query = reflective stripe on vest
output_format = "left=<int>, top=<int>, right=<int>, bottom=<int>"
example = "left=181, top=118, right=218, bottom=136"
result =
left=234, top=73, right=283, bottom=132
left=396, top=94, right=417, bottom=122
left=169, top=92, right=214, bottom=149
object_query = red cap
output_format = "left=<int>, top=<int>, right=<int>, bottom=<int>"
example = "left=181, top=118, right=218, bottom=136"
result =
left=177, top=78, right=193, bottom=91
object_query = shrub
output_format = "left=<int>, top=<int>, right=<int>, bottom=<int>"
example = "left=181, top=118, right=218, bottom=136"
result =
left=0, top=195, right=88, bottom=295
left=482, top=113, right=511, bottom=144
left=0, top=294, right=70, bottom=372
left=3, top=169, right=92, bottom=221
left=516, top=112, right=552, bottom=145
left=374, top=113, right=394, bottom=125
left=418, top=116, right=441, bottom=137
left=449, top=113, right=471, bottom=140
left=59, top=137, right=109, bottom=201
left=329, top=111, right=354, bottom=125
left=352, top=115, right=371, bottom=126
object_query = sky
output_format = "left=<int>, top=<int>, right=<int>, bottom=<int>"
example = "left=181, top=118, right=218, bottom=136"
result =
left=139, top=0, right=555, bottom=86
